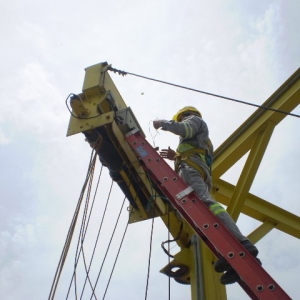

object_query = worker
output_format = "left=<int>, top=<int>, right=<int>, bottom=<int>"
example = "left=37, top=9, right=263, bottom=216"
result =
left=153, top=106, right=261, bottom=285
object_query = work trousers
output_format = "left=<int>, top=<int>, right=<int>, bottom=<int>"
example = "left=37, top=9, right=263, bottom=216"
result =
left=178, top=156, right=247, bottom=242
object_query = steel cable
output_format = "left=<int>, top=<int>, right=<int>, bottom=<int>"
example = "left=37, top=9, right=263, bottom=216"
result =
left=101, top=206, right=134, bottom=300
left=48, top=150, right=98, bottom=300
left=79, top=177, right=113, bottom=299
left=91, top=196, right=127, bottom=299
left=107, top=66, right=300, bottom=119
left=73, top=160, right=96, bottom=299
left=145, top=211, right=155, bottom=300
left=64, top=158, right=102, bottom=299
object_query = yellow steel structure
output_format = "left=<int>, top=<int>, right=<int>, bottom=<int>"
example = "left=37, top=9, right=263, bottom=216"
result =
left=67, top=62, right=300, bottom=299
left=213, top=68, right=300, bottom=244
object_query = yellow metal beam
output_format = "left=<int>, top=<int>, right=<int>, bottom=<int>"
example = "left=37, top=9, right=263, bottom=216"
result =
left=212, top=68, right=300, bottom=179
left=215, top=179, right=300, bottom=239
left=247, top=220, right=277, bottom=244
left=227, top=121, right=275, bottom=221
left=196, top=240, right=227, bottom=300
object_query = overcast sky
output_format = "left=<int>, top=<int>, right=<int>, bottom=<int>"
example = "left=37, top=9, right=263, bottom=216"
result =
left=1, top=1, right=300, bottom=299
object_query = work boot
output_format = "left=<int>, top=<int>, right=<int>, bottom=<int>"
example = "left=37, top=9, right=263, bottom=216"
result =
left=214, top=240, right=258, bottom=273
left=85, top=131, right=103, bottom=151
left=220, top=268, right=240, bottom=285
left=220, top=258, right=262, bottom=285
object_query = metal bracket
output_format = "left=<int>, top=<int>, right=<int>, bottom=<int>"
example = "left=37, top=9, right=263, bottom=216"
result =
left=176, top=186, right=194, bottom=200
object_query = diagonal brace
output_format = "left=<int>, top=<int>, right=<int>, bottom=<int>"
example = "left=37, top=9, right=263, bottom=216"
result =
left=227, top=121, right=275, bottom=221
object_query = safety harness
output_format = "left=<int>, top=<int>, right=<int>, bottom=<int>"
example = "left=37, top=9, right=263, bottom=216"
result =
left=174, top=142, right=213, bottom=180
left=174, top=142, right=227, bottom=217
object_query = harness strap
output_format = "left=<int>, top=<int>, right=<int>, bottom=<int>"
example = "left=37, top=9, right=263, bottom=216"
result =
left=175, top=148, right=207, bottom=180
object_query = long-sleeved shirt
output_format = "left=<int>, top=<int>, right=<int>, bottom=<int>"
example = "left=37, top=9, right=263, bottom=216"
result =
left=159, top=115, right=213, bottom=155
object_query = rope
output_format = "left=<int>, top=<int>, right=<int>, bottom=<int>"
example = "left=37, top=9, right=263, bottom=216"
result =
left=73, top=160, right=96, bottom=299
left=65, top=164, right=104, bottom=300
left=48, top=150, right=98, bottom=300
left=79, top=177, right=113, bottom=299
left=102, top=174, right=141, bottom=299
left=145, top=210, right=155, bottom=300
left=65, top=94, right=102, bottom=120
left=102, top=206, right=134, bottom=300
left=80, top=166, right=104, bottom=299
left=148, top=119, right=159, bottom=148
left=167, top=207, right=171, bottom=300
left=90, top=196, right=127, bottom=299
left=161, top=222, right=183, bottom=259
left=107, top=66, right=300, bottom=119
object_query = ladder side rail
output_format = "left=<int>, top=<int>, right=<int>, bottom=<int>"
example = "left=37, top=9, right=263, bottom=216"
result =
left=143, top=162, right=285, bottom=300
left=125, top=130, right=291, bottom=300
left=144, top=165, right=265, bottom=300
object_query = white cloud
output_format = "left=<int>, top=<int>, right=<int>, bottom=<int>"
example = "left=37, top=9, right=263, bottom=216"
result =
left=17, top=22, right=49, bottom=57
left=0, top=1, right=299, bottom=299
left=0, top=130, right=10, bottom=145
left=0, top=62, right=66, bottom=143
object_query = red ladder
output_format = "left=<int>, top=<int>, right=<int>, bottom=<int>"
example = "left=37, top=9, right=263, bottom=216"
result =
left=125, top=129, right=291, bottom=300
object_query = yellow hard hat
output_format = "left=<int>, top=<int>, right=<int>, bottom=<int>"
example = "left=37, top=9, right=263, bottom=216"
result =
left=172, top=106, right=202, bottom=121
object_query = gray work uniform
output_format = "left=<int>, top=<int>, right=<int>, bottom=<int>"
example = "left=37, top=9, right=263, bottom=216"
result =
left=160, top=115, right=247, bottom=242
